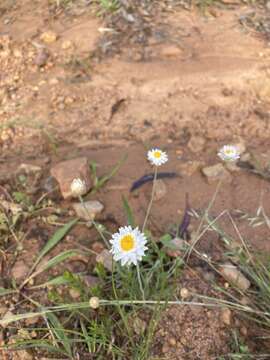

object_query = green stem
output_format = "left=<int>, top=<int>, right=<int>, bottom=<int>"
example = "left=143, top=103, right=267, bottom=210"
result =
left=3, top=298, right=267, bottom=327
left=136, top=263, right=145, bottom=300
left=111, top=262, right=135, bottom=347
left=142, top=167, right=158, bottom=232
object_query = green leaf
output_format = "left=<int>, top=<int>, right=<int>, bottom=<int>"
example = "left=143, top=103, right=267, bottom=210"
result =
left=46, top=312, right=73, bottom=357
left=32, top=274, right=75, bottom=289
left=92, top=154, right=127, bottom=193
left=30, top=218, right=78, bottom=273
left=90, top=161, right=98, bottom=187
left=13, top=191, right=28, bottom=204
left=122, top=195, right=135, bottom=227
left=31, top=250, right=81, bottom=279
left=6, top=339, right=70, bottom=357
left=0, top=287, right=17, bottom=296
left=160, top=234, right=176, bottom=249
left=80, top=319, right=92, bottom=353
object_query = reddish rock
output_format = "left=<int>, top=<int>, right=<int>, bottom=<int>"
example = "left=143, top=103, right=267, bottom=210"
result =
left=50, top=157, right=91, bottom=199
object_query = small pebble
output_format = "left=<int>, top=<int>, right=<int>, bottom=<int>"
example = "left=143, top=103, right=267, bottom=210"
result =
left=40, top=31, right=58, bottom=44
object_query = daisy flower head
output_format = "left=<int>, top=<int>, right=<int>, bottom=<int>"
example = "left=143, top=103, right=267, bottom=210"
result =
left=218, top=145, right=240, bottom=162
left=110, top=226, right=147, bottom=266
left=147, top=148, right=168, bottom=166
left=70, top=178, right=87, bottom=197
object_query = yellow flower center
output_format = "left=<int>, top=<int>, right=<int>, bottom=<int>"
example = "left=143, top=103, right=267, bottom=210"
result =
left=120, top=234, right=135, bottom=252
left=225, top=149, right=234, bottom=155
left=154, top=151, right=161, bottom=158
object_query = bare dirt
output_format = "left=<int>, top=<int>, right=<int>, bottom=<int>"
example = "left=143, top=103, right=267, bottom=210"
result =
left=1, top=0, right=270, bottom=359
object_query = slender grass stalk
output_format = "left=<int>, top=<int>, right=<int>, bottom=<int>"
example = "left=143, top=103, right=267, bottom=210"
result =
left=79, top=195, right=110, bottom=248
left=111, top=262, right=135, bottom=347
left=142, top=167, right=158, bottom=233
left=136, top=263, right=145, bottom=300
left=3, top=297, right=269, bottom=327
left=186, top=178, right=223, bottom=261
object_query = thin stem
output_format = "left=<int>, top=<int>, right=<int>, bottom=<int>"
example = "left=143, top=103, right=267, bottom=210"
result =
left=4, top=297, right=268, bottom=326
left=136, top=263, right=145, bottom=300
left=142, top=167, right=158, bottom=232
left=78, top=195, right=110, bottom=248
left=186, top=178, right=222, bottom=261
left=111, top=262, right=135, bottom=347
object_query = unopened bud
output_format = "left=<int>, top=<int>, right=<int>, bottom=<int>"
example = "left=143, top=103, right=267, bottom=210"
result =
left=70, top=178, right=87, bottom=197
left=89, top=296, right=100, bottom=309
left=180, top=287, right=189, bottom=299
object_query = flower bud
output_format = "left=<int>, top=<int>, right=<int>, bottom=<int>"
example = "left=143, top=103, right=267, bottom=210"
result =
left=70, top=178, right=87, bottom=197
left=89, top=296, right=100, bottom=309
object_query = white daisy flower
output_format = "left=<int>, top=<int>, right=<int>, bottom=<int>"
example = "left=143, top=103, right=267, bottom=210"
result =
left=147, top=148, right=168, bottom=166
left=70, top=178, right=87, bottom=197
left=110, top=226, right=147, bottom=266
left=218, top=145, right=240, bottom=162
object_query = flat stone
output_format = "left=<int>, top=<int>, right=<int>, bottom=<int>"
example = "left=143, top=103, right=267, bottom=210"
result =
left=34, top=48, right=49, bottom=67
left=96, top=249, right=113, bottom=272
left=221, top=308, right=232, bottom=326
left=225, top=162, right=241, bottom=172
left=202, top=163, right=232, bottom=183
left=11, top=260, right=29, bottom=281
left=202, top=271, right=215, bottom=282
left=240, top=153, right=251, bottom=162
left=165, top=237, right=185, bottom=257
left=1, top=310, right=14, bottom=328
left=72, top=200, right=104, bottom=220
left=153, top=179, right=167, bottom=201
left=161, top=45, right=182, bottom=58
left=50, top=157, right=91, bottom=199
left=219, top=262, right=250, bottom=291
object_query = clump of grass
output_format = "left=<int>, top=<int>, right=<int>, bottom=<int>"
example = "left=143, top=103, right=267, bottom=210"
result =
left=0, top=148, right=183, bottom=359
left=98, top=0, right=120, bottom=13
left=1, top=211, right=183, bottom=358
left=188, top=201, right=270, bottom=358
left=202, top=208, right=270, bottom=329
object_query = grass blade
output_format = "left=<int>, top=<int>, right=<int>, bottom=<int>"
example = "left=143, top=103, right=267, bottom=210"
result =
left=80, top=319, right=92, bottom=353
left=33, top=250, right=81, bottom=276
left=31, top=275, right=73, bottom=289
left=6, top=340, right=70, bottom=357
left=0, top=287, right=17, bottom=296
left=122, top=195, right=135, bottom=227
left=30, top=219, right=78, bottom=274
left=92, top=154, right=127, bottom=193
left=46, top=312, right=73, bottom=358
